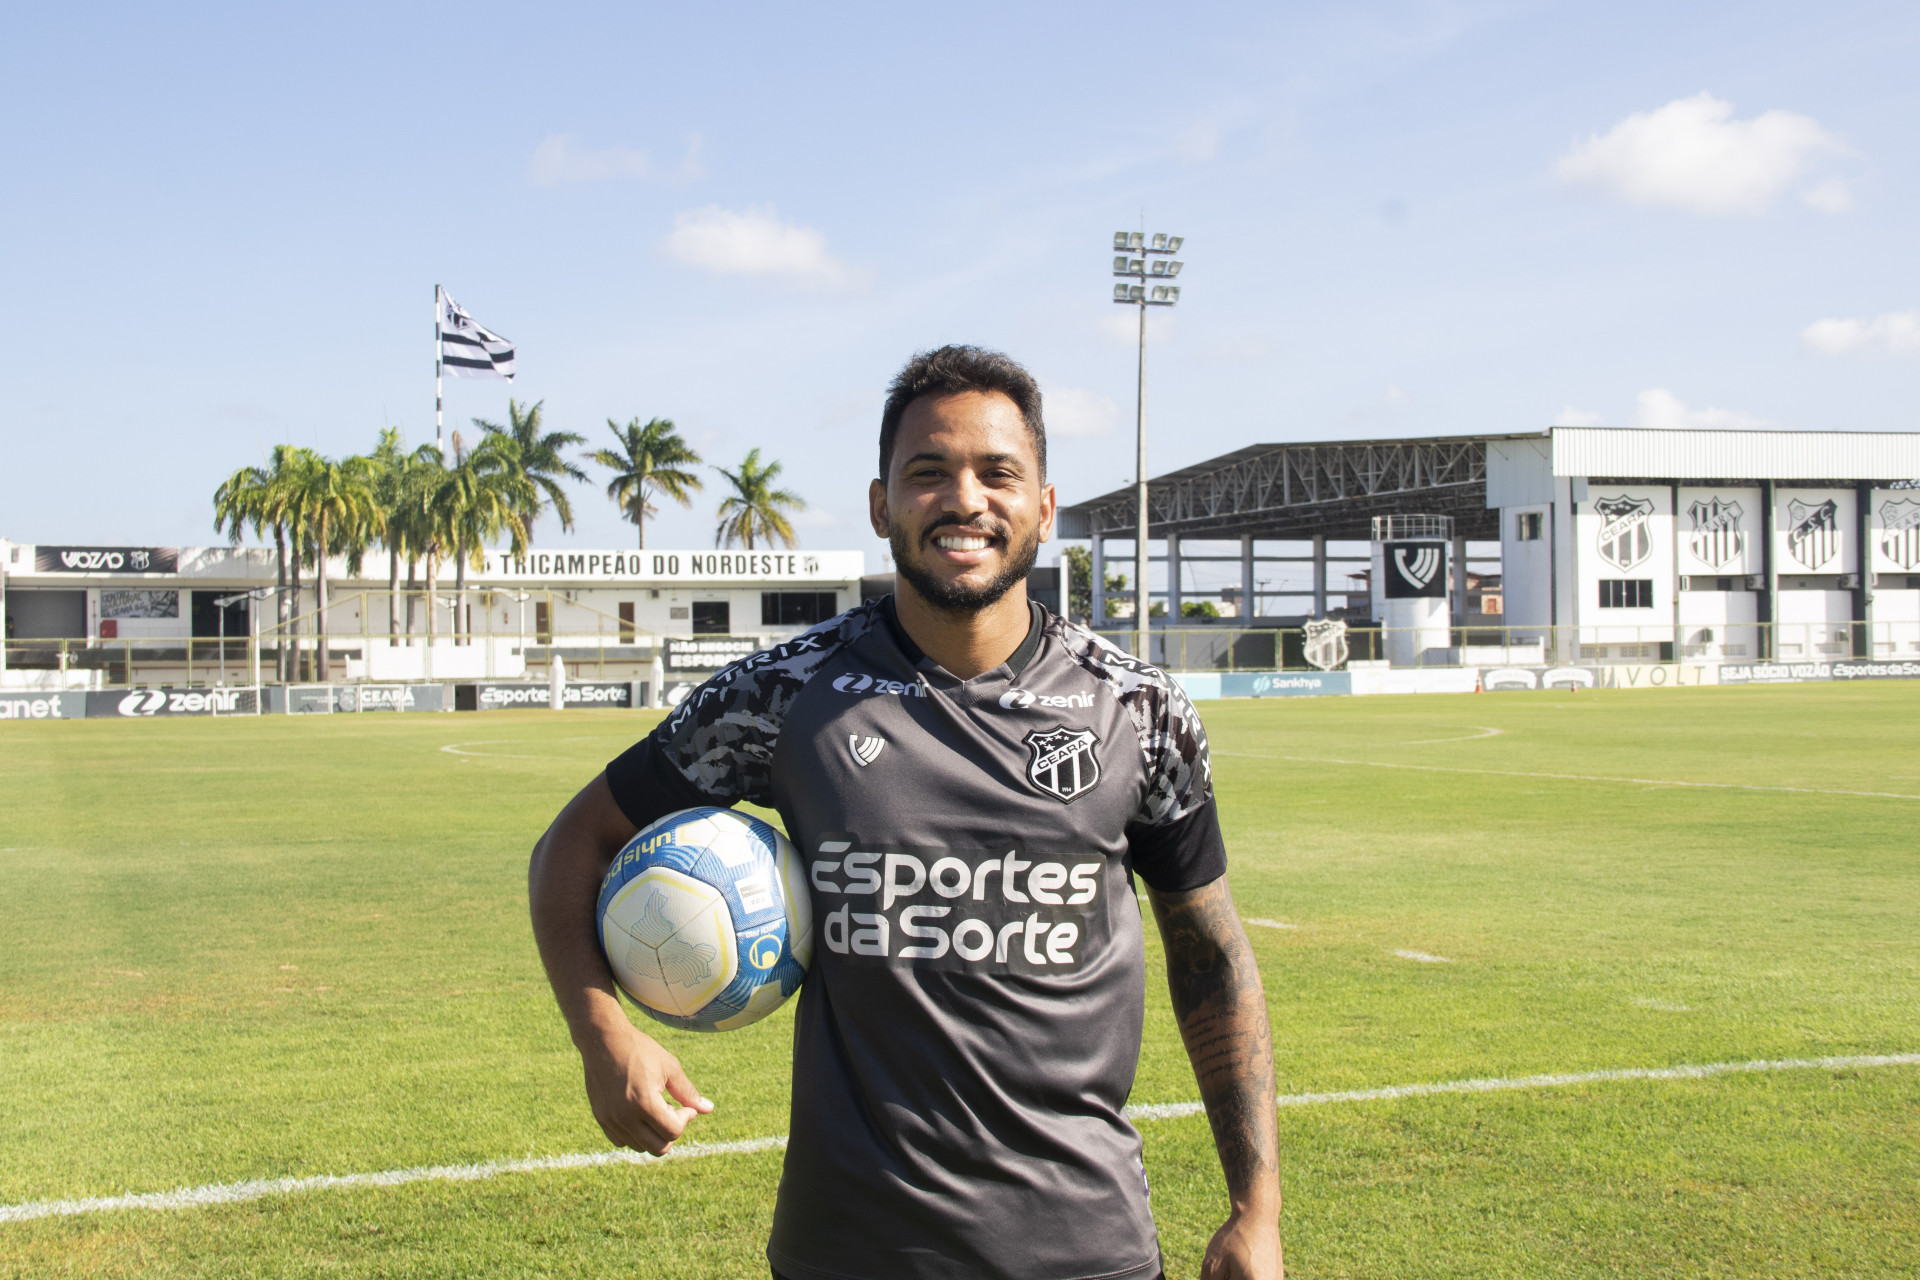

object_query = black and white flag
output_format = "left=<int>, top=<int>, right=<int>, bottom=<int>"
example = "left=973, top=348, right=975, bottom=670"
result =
left=437, top=288, right=516, bottom=380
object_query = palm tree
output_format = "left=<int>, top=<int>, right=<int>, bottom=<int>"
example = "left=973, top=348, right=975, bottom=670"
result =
left=368, top=428, right=412, bottom=640
left=212, top=444, right=307, bottom=681
left=474, top=399, right=587, bottom=538
left=589, top=417, right=703, bottom=548
left=713, top=448, right=805, bottom=550
left=434, top=432, right=534, bottom=643
left=288, top=452, right=381, bottom=680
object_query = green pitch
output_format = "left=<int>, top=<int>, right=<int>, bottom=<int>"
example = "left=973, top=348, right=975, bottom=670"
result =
left=2, top=684, right=1916, bottom=1278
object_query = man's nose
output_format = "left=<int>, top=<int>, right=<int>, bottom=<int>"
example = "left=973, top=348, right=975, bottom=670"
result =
left=942, top=469, right=991, bottom=516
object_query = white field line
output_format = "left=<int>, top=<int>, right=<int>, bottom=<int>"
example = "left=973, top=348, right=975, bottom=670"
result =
left=1120, top=1052, right=1920, bottom=1121
left=1215, top=751, right=1920, bottom=802
left=1393, top=950, right=1451, bottom=963
left=1244, top=918, right=1299, bottom=930
left=1389, top=726, right=1507, bottom=746
left=0, top=1136, right=788, bottom=1225
left=5, top=1054, right=1915, bottom=1224
left=438, top=740, right=545, bottom=759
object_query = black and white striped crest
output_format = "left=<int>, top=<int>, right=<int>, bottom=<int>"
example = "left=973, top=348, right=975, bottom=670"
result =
left=1786, top=499, right=1839, bottom=569
left=1687, top=497, right=1745, bottom=569
left=1881, top=499, right=1920, bottom=571
left=1594, top=495, right=1655, bottom=571
left=1023, top=726, right=1101, bottom=803
left=438, top=289, right=516, bottom=381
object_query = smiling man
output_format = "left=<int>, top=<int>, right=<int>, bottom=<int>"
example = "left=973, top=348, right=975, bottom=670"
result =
left=528, top=345, right=1282, bottom=1280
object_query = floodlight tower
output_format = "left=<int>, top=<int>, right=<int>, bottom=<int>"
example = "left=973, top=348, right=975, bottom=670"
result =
left=1111, top=230, right=1184, bottom=659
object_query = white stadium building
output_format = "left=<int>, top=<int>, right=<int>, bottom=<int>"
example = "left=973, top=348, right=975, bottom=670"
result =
left=1, top=542, right=865, bottom=706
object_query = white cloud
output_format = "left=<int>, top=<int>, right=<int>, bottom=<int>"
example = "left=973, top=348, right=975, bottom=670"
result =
left=1554, top=93, right=1846, bottom=216
left=1802, top=311, right=1920, bottom=355
left=1554, top=406, right=1605, bottom=426
left=530, top=133, right=703, bottom=186
left=1801, top=178, right=1854, bottom=213
left=1045, top=387, right=1123, bottom=438
left=1630, top=388, right=1776, bottom=430
left=663, top=205, right=868, bottom=292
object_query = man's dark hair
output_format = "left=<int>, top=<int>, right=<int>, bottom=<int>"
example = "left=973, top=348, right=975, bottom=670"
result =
left=878, top=345, right=1046, bottom=479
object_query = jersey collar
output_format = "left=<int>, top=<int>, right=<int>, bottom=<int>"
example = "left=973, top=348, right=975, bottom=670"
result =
left=881, top=594, right=1045, bottom=681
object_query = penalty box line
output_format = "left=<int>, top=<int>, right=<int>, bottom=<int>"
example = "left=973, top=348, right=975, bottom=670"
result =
left=3, top=1054, right=1915, bottom=1224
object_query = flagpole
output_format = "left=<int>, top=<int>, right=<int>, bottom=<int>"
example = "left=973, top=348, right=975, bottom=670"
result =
left=434, top=283, right=444, bottom=454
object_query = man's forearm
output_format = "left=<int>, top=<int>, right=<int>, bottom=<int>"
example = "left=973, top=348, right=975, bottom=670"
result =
left=528, top=772, right=637, bottom=1045
left=1150, top=877, right=1280, bottom=1213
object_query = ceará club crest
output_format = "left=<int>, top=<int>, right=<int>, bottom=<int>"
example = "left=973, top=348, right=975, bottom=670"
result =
left=1023, top=726, right=1102, bottom=803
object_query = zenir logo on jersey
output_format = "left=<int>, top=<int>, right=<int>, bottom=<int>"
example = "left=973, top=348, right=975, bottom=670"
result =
left=1023, top=726, right=1101, bottom=803
left=848, top=734, right=885, bottom=767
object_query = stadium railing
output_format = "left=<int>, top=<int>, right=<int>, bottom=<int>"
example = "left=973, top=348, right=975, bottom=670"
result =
left=7, top=614, right=1915, bottom=688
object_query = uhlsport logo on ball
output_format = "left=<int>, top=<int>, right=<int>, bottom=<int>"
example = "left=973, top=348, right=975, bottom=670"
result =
left=597, top=806, right=812, bottom=1032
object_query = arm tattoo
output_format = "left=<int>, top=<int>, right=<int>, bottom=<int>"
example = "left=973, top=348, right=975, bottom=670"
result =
left=1150, top=877, right=1279, bottom=1208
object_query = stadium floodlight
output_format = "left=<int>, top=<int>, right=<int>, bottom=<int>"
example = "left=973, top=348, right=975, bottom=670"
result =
left=1104, top=229, right=1190, bottom=660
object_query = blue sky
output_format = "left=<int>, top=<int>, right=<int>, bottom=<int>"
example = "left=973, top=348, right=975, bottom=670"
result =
left=4, top=2, right=1917, bottom=566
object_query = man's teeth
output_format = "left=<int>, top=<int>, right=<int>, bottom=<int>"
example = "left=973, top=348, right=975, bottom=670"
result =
left=935, top=535, right=992, bottom=551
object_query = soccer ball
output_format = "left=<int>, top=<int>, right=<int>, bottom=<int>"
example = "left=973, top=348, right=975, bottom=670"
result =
left=597, top=807, right=812, bottom=1032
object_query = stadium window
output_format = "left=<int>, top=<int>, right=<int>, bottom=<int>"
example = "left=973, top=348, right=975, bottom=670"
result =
left=761, top=591, right=839, bottom=627
left=1598, top=579, right=1655, bottom=609
left=617, top=602, right=635, bottom=643
left=1515, top=511, right=1543, bottom=541
left=534, top=601, right=551, bottom=643
left=692, top=601, right=731, bottom=635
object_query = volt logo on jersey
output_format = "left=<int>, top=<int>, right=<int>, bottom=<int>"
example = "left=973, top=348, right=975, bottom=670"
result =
left=848, top=735, right=886, bottom=767
left=1023, top=726, right=1101, bottom=802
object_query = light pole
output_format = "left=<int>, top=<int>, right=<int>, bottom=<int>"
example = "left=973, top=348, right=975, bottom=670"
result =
left=1111, top=230, right=1184, bottom=661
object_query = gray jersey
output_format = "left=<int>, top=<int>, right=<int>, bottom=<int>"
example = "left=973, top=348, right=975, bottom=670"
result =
left=606, top=598, right=1224, bottom=1280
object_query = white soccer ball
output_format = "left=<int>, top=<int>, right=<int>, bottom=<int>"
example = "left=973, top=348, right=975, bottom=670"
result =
left=597, top=807, right=812, bottom=1032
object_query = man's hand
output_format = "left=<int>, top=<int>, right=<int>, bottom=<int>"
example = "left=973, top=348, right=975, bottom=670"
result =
left=529, top=772, right=715, bottom=1155
left=1201, top=1210, right=1284, bottom=1280
left=1149, top=876, right=1283, bottom=1280
left=579, top=1012, right=714, bottom=1156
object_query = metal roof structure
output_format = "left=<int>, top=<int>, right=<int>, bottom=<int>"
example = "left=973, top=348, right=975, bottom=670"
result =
left=1057, top=433, right=1546, bottom=541
left=1059, top=427, right=1920, bottom=543
left=1550, top=426, right=1920, bottom=480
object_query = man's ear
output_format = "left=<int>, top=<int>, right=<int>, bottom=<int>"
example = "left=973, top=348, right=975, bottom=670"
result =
left=868, top=477, right=890, bottom=539
left=1036, top=480, right=1058, bottom=544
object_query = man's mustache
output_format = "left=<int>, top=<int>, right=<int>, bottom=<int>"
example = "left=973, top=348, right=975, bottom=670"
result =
left=922, top=519, right=1008, bottom=545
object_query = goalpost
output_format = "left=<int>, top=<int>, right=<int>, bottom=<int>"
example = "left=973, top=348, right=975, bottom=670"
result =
left=207, top=686, right=263, bottom=716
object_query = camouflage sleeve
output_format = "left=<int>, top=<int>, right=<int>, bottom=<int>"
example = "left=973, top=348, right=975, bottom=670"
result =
left=1063, top=626, right=1213, bottom=826
left=612, top=606, right=875, bottom=811
left=1057, top=624, right=1224, bottom=891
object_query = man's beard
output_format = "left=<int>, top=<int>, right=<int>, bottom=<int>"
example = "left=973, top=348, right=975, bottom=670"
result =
left=891, top=519, right=1042, bottom=613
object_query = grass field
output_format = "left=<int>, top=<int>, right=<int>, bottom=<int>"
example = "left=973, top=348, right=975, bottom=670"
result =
left=2, top=682, right=1917, bottom=1278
